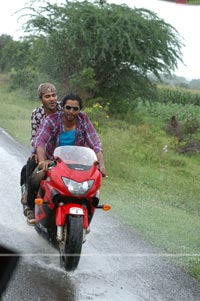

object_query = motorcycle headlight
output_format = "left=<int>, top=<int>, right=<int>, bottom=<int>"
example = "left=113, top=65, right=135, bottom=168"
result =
left=62, top=177, right=94, bottom=196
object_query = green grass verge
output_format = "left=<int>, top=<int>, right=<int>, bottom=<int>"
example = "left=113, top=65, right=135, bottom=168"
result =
left=101, top=179, right=200, bottom=279
left=0, top=75, right=38, bottom=144
left=1, top=77, right=200, bottom=280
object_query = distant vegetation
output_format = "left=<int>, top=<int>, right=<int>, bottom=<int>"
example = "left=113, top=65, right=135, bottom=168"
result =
left=156, top=85, right=200, bottom=105
left=149, top=73, right=200, bottom=90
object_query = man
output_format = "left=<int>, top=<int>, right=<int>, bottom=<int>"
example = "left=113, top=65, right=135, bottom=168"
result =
left=20, top=83, right=62, bottom=217
left=26, top=92, right=106, bottom=224
left=31, top=83, right=62, bottom=145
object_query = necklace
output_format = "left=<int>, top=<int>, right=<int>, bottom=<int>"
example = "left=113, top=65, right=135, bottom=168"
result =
left=64, top=124, right=76, bottom=131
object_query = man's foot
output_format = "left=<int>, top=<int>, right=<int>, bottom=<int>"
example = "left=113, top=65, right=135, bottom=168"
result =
left=82, top=231, right=86, bottom=244
left=23, top=205, right=30, bottom=217
left=86, top=226, right=90, bottom=234
left=27, top=210, right=35, bottom=225
left=21, top=192, right=27, bottom=205
left=82, top=226, right=90, bottom=243
left=21, top=184, right=28, bottom=209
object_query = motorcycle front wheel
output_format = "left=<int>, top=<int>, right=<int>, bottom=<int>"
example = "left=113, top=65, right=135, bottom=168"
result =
left=59, top=215, right=83, bottom=271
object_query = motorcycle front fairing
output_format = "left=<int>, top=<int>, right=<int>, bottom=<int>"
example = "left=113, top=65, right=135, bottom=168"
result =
left=35, top=146, right=102, bottom=228
left=46, top=160, right=101, bottom=198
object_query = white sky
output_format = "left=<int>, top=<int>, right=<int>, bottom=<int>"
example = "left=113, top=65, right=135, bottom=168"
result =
left=0, top=0, right=199, bottom=79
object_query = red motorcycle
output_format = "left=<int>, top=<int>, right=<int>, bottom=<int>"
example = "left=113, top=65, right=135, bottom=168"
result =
left=34, top=145, right=111, bottom=271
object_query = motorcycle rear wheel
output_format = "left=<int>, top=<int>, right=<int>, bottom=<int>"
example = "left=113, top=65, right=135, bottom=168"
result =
left=59, top=215, right=83, bottom=271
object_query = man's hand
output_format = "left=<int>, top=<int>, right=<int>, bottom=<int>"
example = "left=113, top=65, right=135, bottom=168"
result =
left=38, top=160, right=52, bottom=171
left=29, top=154, right=38, bottom=164
left=99, top=164, right=107, bottom=177
left=96, top=151, right=107, bottom=177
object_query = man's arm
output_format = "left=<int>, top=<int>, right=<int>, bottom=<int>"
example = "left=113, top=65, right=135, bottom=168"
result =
left=31, top=106, right=44, bottom=146
left=82, top=114, right=102, bottom=153
left=36, top=146, right=46, bottom=163
left=81, top=114, right=106, bottom=176
left=96, top=151, right=106, bottom=177
left=33, top=116, right=53, bottom=170
left=36, top=146, right=51, bottom=171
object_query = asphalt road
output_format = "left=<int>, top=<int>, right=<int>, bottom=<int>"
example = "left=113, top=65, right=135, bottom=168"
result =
left=0, top=127, right=200, bottom=301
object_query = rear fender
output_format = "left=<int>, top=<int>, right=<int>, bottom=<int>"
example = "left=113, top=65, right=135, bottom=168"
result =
left=56, top=203, right=88, bottom=228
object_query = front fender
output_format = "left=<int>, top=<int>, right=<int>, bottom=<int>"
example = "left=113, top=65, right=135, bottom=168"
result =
left=56, top=203, right=88, bottom=227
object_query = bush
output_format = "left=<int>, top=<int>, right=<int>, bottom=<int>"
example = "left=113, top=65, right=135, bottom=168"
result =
left=84, top=102, right=109, bottom=128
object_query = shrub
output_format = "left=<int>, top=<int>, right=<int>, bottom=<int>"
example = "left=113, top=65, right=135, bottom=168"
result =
left=84, top=102, right=109, bottom=128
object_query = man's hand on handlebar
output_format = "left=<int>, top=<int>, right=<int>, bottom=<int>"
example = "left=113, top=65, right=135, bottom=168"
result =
left=38, top=160, right=54, bottom=171
left=99, top=164, right=107, bottom=177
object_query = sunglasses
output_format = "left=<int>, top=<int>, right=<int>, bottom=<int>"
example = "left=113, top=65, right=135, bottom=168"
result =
left=64, top=105, right=80, bottom=112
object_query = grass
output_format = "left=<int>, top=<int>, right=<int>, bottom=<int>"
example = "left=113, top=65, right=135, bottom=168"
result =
left=0, top=74, right=38, bottom=145
left=102, top=177, right=200, bottom=275
left=1, top=77, right=200, bottom=280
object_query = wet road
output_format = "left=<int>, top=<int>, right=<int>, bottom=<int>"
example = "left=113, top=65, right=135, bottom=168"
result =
left=1, top=127, right=200, bottom=301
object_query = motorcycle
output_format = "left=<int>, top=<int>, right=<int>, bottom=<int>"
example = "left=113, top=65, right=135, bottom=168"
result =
left=33, top=145, right=111, bottom=271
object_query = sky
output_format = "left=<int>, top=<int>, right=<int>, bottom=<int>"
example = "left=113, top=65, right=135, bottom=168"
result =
left=0, top=0, right=200, bottom=80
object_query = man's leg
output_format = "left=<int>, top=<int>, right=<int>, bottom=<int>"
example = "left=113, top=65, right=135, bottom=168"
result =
left=20, top=165, right=27, bottom=186
left=26, top=179, right=37, bottom=224
left=26, top=160, right=46, bottom=224
left=25, top=157, right=38, bottom=223
left=26, top=156, right=38, bottom=180
left=20, top=165, right=27, bottom=206
left=20, top=156, right=37, bottom=208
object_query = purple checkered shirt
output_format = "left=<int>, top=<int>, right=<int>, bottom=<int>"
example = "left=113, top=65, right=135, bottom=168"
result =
left=33, top=111, right=102, bottom=160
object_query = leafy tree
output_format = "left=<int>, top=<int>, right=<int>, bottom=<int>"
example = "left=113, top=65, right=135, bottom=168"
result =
left=18, top=0, right=184, bottom=108
left=0, top=35, right=35, bottom=73
left=0, top=34, right=50, bottom=97
left=0, top=35, right=14, bottom=72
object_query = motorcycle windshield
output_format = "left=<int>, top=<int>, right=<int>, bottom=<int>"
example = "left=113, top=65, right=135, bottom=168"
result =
left=53, top=146, right=97, bottom=170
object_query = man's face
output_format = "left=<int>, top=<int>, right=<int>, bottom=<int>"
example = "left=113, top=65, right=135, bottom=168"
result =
left=41, top=92, right=58, bottom=112
left=63, top=99, right=80, bottom=122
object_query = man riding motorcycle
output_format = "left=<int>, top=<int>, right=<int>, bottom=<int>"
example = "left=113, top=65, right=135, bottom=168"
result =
left=20, top=83, right=62, bottom=217
left=26, top=92, right=106, bottom=225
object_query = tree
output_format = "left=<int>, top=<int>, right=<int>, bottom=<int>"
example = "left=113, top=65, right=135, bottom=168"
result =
left=0, top=35, right=14, bottom=72
left=19, top=0, right=184, bottom=107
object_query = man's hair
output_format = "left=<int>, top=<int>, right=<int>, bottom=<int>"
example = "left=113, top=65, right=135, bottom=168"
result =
left=62, top=93, right=83, bottom=109
left=37, top=83, right=56, bottom=99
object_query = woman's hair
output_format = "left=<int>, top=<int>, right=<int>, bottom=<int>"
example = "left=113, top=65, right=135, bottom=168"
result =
left=62, top=93, right=83, bottom=109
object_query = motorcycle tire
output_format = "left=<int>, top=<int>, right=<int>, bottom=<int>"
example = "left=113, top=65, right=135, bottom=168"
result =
left=59, top=215, right=83, bottom=271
